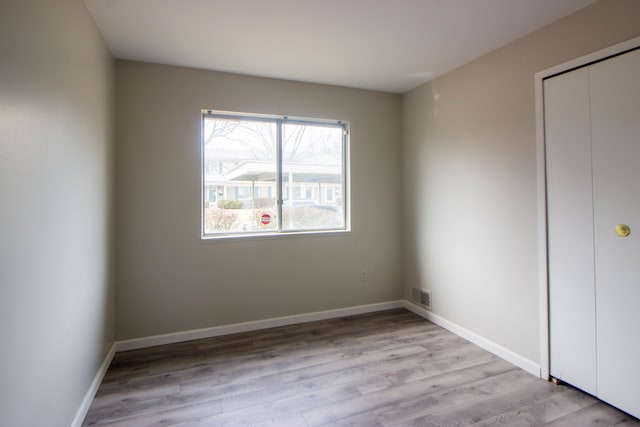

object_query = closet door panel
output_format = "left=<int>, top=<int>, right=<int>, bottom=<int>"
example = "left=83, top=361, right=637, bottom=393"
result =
left=545, top=68, right=597, bottom=394
left=590, top=48, right=640, bottom=418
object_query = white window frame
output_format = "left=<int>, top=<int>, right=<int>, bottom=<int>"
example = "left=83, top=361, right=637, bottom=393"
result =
left=201, top=110, right=350, bottom=239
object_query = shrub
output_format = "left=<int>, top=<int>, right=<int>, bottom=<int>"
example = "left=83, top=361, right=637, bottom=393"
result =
left=217, top=199, right=243, bottom=209
left=204, top=208, right=238, bottom=232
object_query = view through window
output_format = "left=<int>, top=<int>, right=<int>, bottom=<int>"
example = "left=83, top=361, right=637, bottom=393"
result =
left=202, top=112, right=348, bottom=237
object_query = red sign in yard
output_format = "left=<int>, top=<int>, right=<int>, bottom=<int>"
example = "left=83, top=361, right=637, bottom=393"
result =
left=261, top=213, right=271, bottom=225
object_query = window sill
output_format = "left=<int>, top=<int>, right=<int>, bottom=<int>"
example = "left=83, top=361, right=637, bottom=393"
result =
left=200, top=228, right=352, bottom=243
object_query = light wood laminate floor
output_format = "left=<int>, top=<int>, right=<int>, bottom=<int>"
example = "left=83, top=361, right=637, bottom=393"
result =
left=83, top=309, right=639, bottom=426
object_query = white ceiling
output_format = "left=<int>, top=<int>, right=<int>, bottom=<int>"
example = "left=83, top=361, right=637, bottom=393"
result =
left=84, top=0, right=595, bottom=94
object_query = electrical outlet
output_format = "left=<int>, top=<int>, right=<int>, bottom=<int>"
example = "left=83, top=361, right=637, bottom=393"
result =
left=360, top=271, right=367, bottom=282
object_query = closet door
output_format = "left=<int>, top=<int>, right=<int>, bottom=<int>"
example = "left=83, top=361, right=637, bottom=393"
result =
left=590, top=48, right=640, bottom=418
left=545, top=68, right=597, bottom=395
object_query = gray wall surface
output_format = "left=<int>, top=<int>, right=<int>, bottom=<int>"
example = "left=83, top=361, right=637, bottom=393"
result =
left=0, top=1, right=115, bottom=426
left=402, top=0, right=640, bottom=364
left=115, top=61, right=403, bottom=340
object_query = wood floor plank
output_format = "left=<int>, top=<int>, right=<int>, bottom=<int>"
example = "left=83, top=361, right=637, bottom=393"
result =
left=82, top=309, right=640, bottom=427
left=303, top=359, right=518, bottom=426
left=168, top=384, right=361, bottom=427
left=89, top=400, right=224, bottom=427
left=389, top=375, right=563, bottom=426
left=83, top=391, right=222, bottom=426
left=278, top=344, right=432, bottom=383
left=541, top=401, right=640, bottom=427
left=472, top=387, right=600, bottom=426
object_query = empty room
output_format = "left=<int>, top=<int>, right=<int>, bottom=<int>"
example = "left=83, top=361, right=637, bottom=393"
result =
left=1, top=0, right=640, bottom=426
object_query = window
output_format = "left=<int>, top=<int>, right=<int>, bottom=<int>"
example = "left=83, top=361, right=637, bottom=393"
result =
left=202, top=111, right=349, bottom=237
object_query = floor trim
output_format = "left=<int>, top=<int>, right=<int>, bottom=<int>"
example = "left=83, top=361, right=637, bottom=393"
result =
left=115, top=301, right=405, bottom=352
left=403, top=300, right=541, bottom=378
left=70, top=343, right=116, bottom=427
left=113, top=300, right=540, bottom=377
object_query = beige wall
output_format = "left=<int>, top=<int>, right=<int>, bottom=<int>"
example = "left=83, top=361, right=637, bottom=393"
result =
left=115, top=61, right=403, bottom=340
left=402, top=0, right=640, bottom=364
left=0, top=1, right=115, bottom=426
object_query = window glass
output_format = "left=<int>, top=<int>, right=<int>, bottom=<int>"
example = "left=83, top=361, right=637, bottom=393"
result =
left=203, top=118, right=277, bottom=234
left=202, top=113, right=347, bottom=237
left=281, top=123, right=344, bottom=231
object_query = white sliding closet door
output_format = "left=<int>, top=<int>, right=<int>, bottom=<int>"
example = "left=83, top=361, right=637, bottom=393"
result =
left=546, top=47, right=640, bottom=419
left=545, top=68, right=597, bottom=395
left=590, top=49, right=640, bottom=417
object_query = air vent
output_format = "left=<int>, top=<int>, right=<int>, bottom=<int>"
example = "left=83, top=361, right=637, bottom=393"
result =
left=412, top=288, right=432, bottom=310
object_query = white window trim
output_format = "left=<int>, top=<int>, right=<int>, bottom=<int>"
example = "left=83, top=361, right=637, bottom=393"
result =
left=200, top=110, right=351, bottom=240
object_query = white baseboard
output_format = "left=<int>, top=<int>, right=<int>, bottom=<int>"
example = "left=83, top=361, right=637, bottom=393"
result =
left=70, top=343, right=116, bottom=427
left=403, top=300, right=541, bottom=378
left=114, top=300, right=540, bottom=378
left=115, top=300, right=404, bottom=352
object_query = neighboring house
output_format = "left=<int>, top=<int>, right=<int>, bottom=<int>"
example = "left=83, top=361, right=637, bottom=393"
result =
left=204, top=149, right=343, bottom=208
